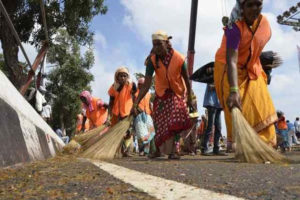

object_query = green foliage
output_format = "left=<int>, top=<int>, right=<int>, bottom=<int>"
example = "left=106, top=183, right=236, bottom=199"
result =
left=0, top=0, right=107, bottom=88
left=47, top=29, right=94, bottom=135
left=0, top=53, right=29, bottom=77
left=5, top=0, right=107, bottom=46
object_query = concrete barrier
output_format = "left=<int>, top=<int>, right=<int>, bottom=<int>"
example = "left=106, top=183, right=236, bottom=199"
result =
left=0, top=71, right=64, bottom=167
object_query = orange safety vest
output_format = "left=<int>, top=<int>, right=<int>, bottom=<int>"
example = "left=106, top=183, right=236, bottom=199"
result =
left=151, top=50, right=186, bottom=97
left=86, top=97, right=108, bottom=128
left=215, top=15, right=271, bottom=80
left=277, top=117, right=288, bottom=130
left=108, top=83, right=133, bottom=117
left=136, top=90, right=151, bottom=115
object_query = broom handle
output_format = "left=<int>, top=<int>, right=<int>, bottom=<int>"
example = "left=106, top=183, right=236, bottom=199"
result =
left=185, top=123, right=196, bottom=139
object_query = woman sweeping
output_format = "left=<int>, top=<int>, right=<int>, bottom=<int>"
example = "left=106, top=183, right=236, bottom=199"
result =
left=214, top=0, right=277, bottom=151
left=133, top=77, right=155, bottom=156
left=79, top=91, right=108, bottom=132
left=108, top=67, right=137, bottom=156
left=132, top=30, right=193, bottom=159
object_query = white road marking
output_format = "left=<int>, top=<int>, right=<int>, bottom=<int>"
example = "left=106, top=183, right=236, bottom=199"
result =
left=90, top=160, right=245, bottom=200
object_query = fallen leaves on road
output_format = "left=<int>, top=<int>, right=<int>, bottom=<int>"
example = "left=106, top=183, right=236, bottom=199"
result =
left=0, top=156, right=155, bottom=200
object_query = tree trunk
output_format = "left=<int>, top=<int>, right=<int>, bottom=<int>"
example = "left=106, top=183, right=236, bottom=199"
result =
left=0, top=1, right=25, bottom=89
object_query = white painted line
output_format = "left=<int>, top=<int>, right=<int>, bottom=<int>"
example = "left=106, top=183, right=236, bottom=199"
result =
left=90, top=160, right=245, bottom=200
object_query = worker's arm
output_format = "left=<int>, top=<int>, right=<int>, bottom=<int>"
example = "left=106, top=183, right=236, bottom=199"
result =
left=226, top=48, right=242, bottom=110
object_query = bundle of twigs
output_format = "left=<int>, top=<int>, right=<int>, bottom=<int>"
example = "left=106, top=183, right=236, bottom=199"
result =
left=74, top=125, right=107, bottom=144
left=62, top=125, right=107, bottom=154
left=232, top=108, right=287, bottom=164
left=62, top=140, right=81, bottom=154
left=81, top=116, right=134, bottom=160
left=260, top=51, right=283, bottom=70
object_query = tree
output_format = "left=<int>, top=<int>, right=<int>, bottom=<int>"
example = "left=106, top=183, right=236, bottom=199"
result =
left=0, top=0, right=107, bottom=88
left=0, top=52, right=29, bottom=78
left=47, top=29, right=94, bottom=136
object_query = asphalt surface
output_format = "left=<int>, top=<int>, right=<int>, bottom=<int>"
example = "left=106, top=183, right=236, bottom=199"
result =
left=111, top=152, right=300, bottom=200
left=1, top=152, right=299, bottom=200
left=0, top=156, right=156, bottom=200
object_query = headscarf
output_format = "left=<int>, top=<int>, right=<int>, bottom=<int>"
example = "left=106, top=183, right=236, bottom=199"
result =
left=151, top=30, right=174, bottom=68
left=138, top=77, right=145, bottom=84
left=80, top=90, right=94, bottom=112
left=228, top=0, right=246, bottom=28
left=113, top=66, right=130, bottom=90
left=152, top=30, right=172, bottom=41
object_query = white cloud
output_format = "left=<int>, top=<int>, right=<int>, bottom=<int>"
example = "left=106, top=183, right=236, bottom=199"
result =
left=116, top=0, right=300, bottom=130
left=264, top=13, right=300, bottom=60
left=94, top=32, right=107, bottom=49
left=264, top=0, right=299, bottom=14
left=90, top=42, right=142, bottom=103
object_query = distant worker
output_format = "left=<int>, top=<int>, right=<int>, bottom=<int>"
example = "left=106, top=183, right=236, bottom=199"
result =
left=133, top=77, right=155, bottom=156
left=108, top=67, right=137, bottom=157
left=79, top=90, right=108, bottom=132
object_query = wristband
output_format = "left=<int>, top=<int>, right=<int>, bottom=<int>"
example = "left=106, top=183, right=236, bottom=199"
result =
left=230, top=86, right=239, bottom=93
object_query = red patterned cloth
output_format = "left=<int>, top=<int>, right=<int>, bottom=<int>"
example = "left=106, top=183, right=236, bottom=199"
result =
left=152, top=89, right=191, bottom=147
left=162, top=48, right=174, bottom=68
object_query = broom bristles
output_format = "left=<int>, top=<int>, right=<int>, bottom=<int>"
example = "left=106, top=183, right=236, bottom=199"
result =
left=63, top=140, right=81, bottom=154
left=73, top=125, right=107, bottom=144
left=232, top=108, right=287, bottom=164
left=80, top=116, right=133, bottom=160
left=80, top=126, right=110, bottom=151
left=62, top=125, right=107, bottom=155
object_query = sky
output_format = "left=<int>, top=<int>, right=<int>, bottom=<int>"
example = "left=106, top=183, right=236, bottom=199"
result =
left=2, top=0, right=300, bottom=134
left=87, top=0, right=300, bottom=128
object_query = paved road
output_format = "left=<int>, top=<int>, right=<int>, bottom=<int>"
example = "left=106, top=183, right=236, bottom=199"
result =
left=0, top=156, right=155, bottom=200
left=0, top=152, right=299, bottom=200
left=111, top=152, right=300, bottom=200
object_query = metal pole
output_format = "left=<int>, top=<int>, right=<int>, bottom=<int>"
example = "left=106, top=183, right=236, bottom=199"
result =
left=0, top=0, right=32, bottom=69
left=187, top=0, right=198, bottom=80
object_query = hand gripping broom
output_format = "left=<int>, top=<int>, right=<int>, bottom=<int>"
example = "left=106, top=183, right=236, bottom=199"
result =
left=80, top=116, right=134, bottom=160
left=232, top=108, right=288, bottom=164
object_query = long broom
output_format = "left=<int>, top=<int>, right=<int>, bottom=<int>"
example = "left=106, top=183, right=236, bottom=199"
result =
left=63, top=125, right=107, bottom=154
left=74, top=125, right=107, bottom=144
left=80, top=116, right=134, bottom=160
left=232, top=108, right=287, bottom=164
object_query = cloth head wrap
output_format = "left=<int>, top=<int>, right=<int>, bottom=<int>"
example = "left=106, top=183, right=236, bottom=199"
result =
left=152, top=30, right=170, bottom=41
left=113, top=66, right=130, bottom=90
left=80, top=90, right=94, bottom=112
left=228, top=0, right=246, bottom=28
